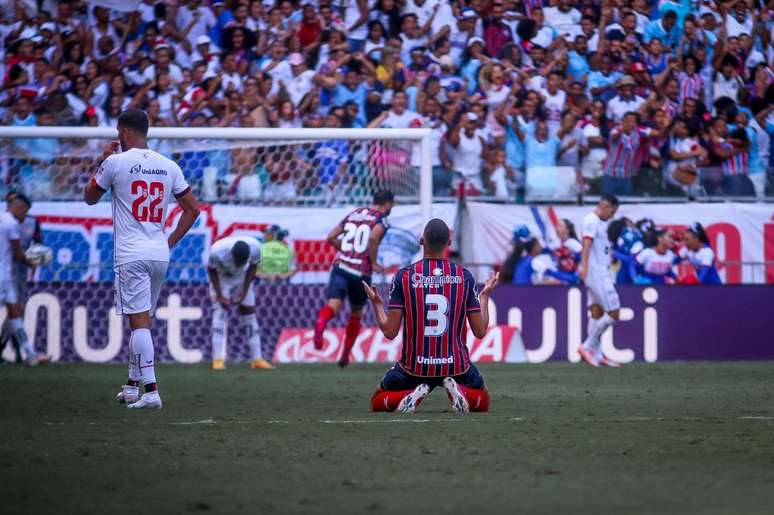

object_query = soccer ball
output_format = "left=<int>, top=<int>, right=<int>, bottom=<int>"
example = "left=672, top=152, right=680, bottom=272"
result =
left=25, top=244, right=53, bottom=266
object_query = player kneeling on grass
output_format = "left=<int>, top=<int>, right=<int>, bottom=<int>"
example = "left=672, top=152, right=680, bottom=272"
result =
left=207, top=235, right=273, bottom=370
left=363, top=219, right=497, bottom=413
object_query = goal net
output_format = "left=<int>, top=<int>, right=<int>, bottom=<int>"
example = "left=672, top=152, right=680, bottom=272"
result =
left=0, top=126, right=435, bottom=364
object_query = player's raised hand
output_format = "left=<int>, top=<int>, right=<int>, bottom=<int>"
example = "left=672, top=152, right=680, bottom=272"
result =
left=362, top=281, right=382, bottom=306
left=479, top=272, right=499, bottom=298
left=101, top=140, right=119, bottom=159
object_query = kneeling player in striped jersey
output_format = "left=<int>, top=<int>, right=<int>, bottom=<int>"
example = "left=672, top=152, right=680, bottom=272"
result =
left=363, top=219, right=497, bottom=413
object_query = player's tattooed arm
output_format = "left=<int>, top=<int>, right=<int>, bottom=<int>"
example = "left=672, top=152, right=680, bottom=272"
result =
left=369, top=224, right=386, bottom=274
left=207, top=267, right=229, bottom=307
left=326, top=224, right=344, bottom=251
left=84, top=140, right=119, bottom=205
left=168, top=190, right=200, bottom=249
left=468, top=272, right=499, bottom=338
left=363, top=281, right=402, bottom=339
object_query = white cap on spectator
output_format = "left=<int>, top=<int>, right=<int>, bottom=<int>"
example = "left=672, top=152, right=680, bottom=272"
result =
left=40, top=22, right=56, bottom=33
left=288, top=53, right=305, bottom=66
left=465, top=112, right=479, bottom=122
left=19, top=27, right=37, bottom=41
left=439, top=55, right=454, bottom=68
left=196, top=35, right=211, bottom=46
left=467, top=37, right=485, bottom=48
left=458, top=9, right=477, bottom=19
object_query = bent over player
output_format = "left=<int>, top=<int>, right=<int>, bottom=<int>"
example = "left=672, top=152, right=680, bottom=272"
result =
left=85, top=108, right=200, bottom=409
left=578, top=194, right=621, bottom=368
left=363, top=219, right=498, bottom=413
left=313, top=189, right=394, bottom=367
left=207, top=235, right=273, bottom=370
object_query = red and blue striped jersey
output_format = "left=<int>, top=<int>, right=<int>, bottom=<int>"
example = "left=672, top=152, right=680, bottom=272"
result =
left=388, top=258, right=481, bottom=377
left=334, top=207, right=388, bottom=277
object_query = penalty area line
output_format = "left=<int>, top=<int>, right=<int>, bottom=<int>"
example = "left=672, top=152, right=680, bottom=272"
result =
left=319, top=418, right=467, bottom=424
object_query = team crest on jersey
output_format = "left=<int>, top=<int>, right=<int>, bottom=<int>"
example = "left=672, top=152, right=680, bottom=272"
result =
left=433, top=267, right=443, bottom=276
left=130, top=164, right=142, bottom=174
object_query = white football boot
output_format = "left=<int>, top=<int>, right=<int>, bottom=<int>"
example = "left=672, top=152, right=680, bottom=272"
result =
left=396, top=384, right=430, bottom=413
left=116, top=385, right=139, bottom=405
left=443, top=377, right=470, bottom=413
left=127, top=391, right=163, bottom=409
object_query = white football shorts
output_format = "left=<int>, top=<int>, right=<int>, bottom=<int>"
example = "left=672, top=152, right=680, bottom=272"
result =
left=114, top=260, right=168, bottom=315
left=209, top=272, right=256, bottom=307
left=585, top=271, right=621, bottom=312
left=0, top=278, right=19, bottom=305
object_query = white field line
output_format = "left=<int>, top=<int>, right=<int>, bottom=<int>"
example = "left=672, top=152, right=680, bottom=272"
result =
left=40, top=415, right=773, bottom=426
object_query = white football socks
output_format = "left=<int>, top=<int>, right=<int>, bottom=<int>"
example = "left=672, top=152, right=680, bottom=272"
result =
left=582, top=317, right=599, bottom=350
left=211, top=304, right=227, bottom=361
left=590, top=313, right=616, bottom=349
left=10, top=318, right=36, bottom=359
left=131, top=328, right=156, bottom=386
left=243, top=314, right=262, bottom=360
left=128, top=330, right=141, bottom=383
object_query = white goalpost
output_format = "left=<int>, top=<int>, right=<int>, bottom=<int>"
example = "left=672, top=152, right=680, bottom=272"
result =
left=0, top=126, right=434, bottom=225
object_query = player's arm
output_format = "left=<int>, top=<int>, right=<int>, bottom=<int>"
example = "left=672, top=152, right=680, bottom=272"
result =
left=578, top=237, right=592, bottom=281
left=84, top=140, right=119, bottom=205
left=168, top=190, right=200, bottom=249
left=466, top=272, right=498, bottom=339
left=10, top=239, right=34, bottom=267
left=236, top=264, right=258, bottom=303
left=363, top=281, right=403, bottom=339
left=207, top=266, right=229, bottom=307
left=326, top=224, right=345, bottom=251
left=368, top=223, right=386, bottom=274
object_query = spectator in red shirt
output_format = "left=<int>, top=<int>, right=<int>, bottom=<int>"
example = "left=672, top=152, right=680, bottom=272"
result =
left=483, top=1, right=513, bottom=58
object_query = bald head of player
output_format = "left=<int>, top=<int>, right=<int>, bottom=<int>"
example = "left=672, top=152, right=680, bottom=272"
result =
left=421, top=218, right=451, bottom=258
left=116, top=108, right=150, bottom=152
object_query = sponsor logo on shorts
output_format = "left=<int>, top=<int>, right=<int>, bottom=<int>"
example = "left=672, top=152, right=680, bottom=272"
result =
left=416, top=355, right=454, bottom=365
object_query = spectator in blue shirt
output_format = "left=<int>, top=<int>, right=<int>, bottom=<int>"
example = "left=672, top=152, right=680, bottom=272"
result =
left=643, top=10, right=679, bottom=49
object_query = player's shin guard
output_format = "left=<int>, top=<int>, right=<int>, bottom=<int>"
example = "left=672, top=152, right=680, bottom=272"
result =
left=10, top=318, right=35, bottom=360
left=132, top=328, right=157, bottom=390
left=242, top=314, right=262, bottom=360
left=590, top=313, right=615, bottom=346
left=211, top=303, right=227, bottom=361
left=127, top=330, right=141, bottom=385
left=582, top=316, right=599, bottom=349
left=371, top=389, right=415, bottom=412
left=338, top=316, right=361, bottom=366
left=456, top=384, right=490, bottom=412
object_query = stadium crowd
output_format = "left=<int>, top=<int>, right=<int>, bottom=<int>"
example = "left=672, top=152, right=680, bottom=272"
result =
left=1, top=0, right=774, bottom=201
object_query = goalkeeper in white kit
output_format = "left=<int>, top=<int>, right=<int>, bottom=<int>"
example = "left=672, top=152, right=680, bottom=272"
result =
left=0, top=194, right=48, bottom=365
left=207, top=235, right=274, bottom=370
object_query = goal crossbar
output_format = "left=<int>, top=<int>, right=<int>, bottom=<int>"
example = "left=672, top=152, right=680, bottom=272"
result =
left=0, top=126, right=434, bottom=223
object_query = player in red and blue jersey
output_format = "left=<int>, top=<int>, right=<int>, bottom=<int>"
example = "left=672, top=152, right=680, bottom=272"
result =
left=313, top=190, right=395, bottom=367
left=363, top=219, right=498, bottom=413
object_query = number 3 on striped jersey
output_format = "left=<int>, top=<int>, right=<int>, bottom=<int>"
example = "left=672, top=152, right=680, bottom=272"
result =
left=425, top=294, right=449, bottom=337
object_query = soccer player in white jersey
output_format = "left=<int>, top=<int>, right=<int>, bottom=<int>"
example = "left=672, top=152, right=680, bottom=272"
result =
left=84, top=109, right=200, bottom=409
left=0, top=198, right=48, bottom=365
left=577, top=194, right=622, bottom=368
left=207, top=235, right=274, bottom=370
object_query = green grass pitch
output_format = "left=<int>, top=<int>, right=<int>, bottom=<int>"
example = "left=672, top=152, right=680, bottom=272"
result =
left=2, top=362, right=773, bottom=514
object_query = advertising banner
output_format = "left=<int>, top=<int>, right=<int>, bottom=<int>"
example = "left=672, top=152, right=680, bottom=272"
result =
left=5, top=283, right=771, bottom=364
left=28, top=202, right=458, bottom=284
left=464, top=202, right=774, bottom=284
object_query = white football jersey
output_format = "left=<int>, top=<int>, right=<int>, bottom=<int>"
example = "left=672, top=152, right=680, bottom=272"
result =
left=679, top=246, right=714, bottom=267
left=636, top=248, right=676, bottom=276
left=0, top=212, right=21, bottom=281
left=208, top=236, right=261, bottom=277
left=581, top=211, right=611, bottom=274
left=94, top=147, right=190, bottom=266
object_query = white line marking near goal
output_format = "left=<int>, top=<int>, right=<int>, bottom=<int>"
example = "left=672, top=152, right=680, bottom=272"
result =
left=509, top=417, right=525, bottom=421
left=738, top=416, right=774, bottom=420
left=319, top=418, right=467, bottom=424
left=171, top=419, right=217, bottom=425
